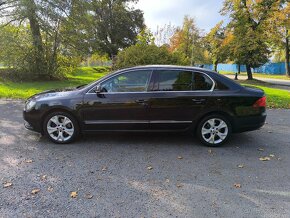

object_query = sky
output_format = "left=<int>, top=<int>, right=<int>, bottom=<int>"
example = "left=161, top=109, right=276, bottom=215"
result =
left=135, top=0, right=228, bottom=33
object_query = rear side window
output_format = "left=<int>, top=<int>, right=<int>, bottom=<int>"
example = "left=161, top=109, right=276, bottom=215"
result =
left=214, top=80, right=229, bottom=90
left=152, top=70, right=193, bottom=91
left=193, top=73, right=213, bottom=91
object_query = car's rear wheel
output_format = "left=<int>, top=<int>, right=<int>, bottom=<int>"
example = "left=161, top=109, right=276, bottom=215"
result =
left=43, top=112, right=79, bottom=144
left=197, top=114, right=231, bottom=147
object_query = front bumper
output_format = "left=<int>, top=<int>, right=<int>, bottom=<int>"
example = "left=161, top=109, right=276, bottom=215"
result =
left=23, top=110, right=43, bottom=133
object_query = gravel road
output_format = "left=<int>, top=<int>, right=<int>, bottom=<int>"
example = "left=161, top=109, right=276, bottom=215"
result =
left=0, top=100, right=290, bottom=218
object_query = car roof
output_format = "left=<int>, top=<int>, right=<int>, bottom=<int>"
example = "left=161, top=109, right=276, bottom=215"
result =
left=122, top=65, right=242, bottom=90
left=123, top=65, right=214, bottom=72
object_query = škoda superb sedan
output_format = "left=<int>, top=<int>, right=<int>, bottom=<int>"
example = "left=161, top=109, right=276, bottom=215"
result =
left=23, top=65, right=266, bottom=146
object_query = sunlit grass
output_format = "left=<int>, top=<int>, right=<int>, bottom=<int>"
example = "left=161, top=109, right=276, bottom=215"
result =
left=237, top=80, right=290, bottom=109
left=220, top=71, right=290, bottom=80
left=0, top=67, right=110, bottom=99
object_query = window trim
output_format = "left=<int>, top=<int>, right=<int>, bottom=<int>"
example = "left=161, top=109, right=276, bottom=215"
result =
left=86, top=68, right=215, bottom=95
left=87, top=69, right=154, bottom=94
left=150, top=69, right=215, bottom=93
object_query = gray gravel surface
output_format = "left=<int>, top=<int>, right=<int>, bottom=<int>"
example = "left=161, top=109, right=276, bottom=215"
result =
left=0, top=100, right=290, bottom=218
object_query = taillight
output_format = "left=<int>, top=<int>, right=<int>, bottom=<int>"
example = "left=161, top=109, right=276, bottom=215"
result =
left=253, top=96, right=266, bottom=108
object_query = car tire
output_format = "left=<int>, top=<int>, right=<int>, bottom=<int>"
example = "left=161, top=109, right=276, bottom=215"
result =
left=43, top=111, right=79, bottom=144
left=197, top=114, right=232, bottom=147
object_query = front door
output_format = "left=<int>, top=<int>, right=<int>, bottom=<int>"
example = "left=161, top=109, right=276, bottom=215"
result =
left=81, top=70, right=152, bottom=131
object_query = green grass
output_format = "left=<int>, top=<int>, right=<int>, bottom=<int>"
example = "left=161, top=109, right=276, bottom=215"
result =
left=237, top=80, right=290, bottom=109
left=220, top=71, right=290, bottom=80
left=0, top=67, right=110, bottom=99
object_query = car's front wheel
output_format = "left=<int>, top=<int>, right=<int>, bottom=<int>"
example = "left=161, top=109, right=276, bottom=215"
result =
left=197, top=114, right=231, bottom=147
left=43, top=112, right=79, bottom=144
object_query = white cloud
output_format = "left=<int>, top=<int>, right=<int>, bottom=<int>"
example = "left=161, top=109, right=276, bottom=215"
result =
left=135, top=0, right=228, bottom=33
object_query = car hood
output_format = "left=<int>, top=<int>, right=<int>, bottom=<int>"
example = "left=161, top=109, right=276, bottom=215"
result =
left=28, top=87, right=81, bottom=101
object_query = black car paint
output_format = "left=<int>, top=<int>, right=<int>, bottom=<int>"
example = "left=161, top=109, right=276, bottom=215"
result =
left=23, top=66, right=266, bottom=135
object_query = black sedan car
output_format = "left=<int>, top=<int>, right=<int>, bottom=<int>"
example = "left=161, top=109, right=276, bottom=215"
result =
left=23, top=65, right=266, bottom=146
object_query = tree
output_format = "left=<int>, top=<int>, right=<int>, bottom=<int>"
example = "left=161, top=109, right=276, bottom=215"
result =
left=114, top=43, right=186, bottom=69
left=154, top=23, right=176, bottom=46
left=136, top=28, right=155, bottom=45
left=169, top=16, right=207, bottom=66
left=204, top=21, right=230, bottom=72
left=266, top=1, right=290, bottom=76
left=222, top=0, right=278, bottom=80
left=0, top=0, right=88, bottom=79
left=89, top=0, right=145, bottom=58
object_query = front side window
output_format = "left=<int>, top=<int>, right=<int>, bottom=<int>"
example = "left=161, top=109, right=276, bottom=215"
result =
left=100, top=70, right=152, bottom=93
left=153, top=70, right=193, bottom=91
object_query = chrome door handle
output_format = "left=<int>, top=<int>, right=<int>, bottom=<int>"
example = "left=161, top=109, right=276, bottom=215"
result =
left=192, top=98, right=206, bottom=102
left=135, top=99, right=147, bottom=103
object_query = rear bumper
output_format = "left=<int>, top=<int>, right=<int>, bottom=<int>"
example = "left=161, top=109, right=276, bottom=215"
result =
left=233, top=112, right=267, bottom=133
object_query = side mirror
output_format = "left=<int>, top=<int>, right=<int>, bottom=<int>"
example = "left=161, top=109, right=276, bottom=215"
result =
left=94, top=85, right=102, bottom=94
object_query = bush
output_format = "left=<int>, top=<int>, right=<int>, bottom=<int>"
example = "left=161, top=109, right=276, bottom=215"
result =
left=114, top=44, right=188, bottom=69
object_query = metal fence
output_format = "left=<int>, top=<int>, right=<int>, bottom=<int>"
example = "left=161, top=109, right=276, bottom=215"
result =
left=203, top=62, right=288, bottom=75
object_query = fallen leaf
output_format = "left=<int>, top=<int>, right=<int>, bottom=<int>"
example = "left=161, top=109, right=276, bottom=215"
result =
left=85, top=193, right=93, bottom=199
left=234, top=183, right=241, bottom=188
left=25, top=159, right=33, bottom=163
left=40, top=175, right=47, bottom=181
left=70, top=191, right=78, bottom=198
left=269, top=154, right=275, bottom=158
left=259, top=157, right=271, bottom=161
left=31, top=188, right=40, bottom=194
left=176, top=183, right=183, bottom=188
left=177, top=156, right=183, bottom=160
left=3, top=182, right=13, bottom=188
left=237, top=164, right=244, bottom=168
left=47, top=186, right=53, bottom=192
left=258, top=148, right=264, bottom=151
left=102, top=166, right=107, bottom=172
left=147, top=166, right=153, bottom=170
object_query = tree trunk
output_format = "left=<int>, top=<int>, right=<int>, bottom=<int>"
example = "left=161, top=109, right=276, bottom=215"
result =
left=27, top=0, right=46, bottom=78
left=246, top=65, right=253, bottom=80
left=214, top=61, right=218, bottom=72
left=286, top=29, right=290, bottom=77
left=235, top=64, right=240, bottom=80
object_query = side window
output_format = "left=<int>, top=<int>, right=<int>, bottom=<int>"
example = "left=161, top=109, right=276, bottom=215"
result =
left=153, top=70, right=193, bottom=91
left=214, top=80, right=229, bottom=90
left=100, top=70, right=151, bottom=93
left=192, top=72, right=213, bottom=91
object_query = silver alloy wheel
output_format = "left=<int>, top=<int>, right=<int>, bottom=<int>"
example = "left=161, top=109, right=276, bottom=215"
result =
left=47, top=115, right=74, bottom=142
left=201, top=118, right=228, bottom=145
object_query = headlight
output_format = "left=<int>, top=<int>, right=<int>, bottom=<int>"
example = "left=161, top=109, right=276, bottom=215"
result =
left=25, top=100, right=36, bottom=111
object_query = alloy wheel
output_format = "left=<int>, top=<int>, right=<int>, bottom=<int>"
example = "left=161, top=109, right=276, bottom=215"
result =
left=46, top=115, right=75, bottom=142
left=201, top=118, right=229, bottom=145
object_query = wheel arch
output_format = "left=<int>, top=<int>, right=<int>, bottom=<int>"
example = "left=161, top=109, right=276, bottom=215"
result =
left=193, top=110, right=234, bottom=132
left=41, top=107, right=81, bottom=134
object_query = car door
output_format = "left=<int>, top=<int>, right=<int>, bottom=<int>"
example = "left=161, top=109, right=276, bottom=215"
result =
left=148, top=69, right=214, bottom=130
left=81, top=69, right=152, bottom=131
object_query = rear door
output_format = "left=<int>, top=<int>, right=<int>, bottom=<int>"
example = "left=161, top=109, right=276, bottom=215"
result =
left=148, top=69, right=214, bottom=130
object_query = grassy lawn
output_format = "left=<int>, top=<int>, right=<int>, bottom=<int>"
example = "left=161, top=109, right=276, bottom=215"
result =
left=236, top=80, right=290, bottom=109
left=0, top=67, right=289, bottom=109
left=0, top=67, right=110, bottom=99
left=220, top=71, right=290, bottom=80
